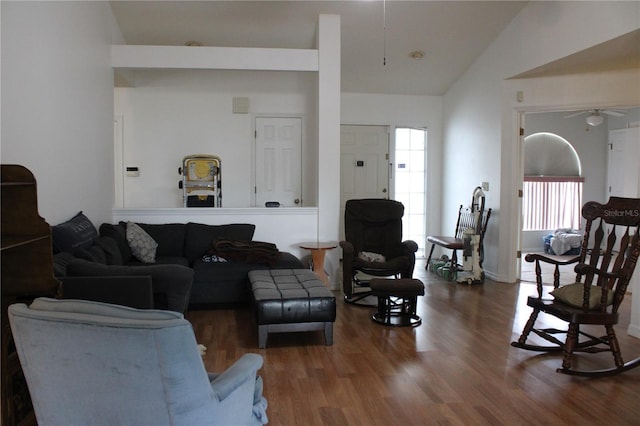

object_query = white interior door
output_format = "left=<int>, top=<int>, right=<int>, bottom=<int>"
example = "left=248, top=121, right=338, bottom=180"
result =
left=340, top=125, right=390, bottom=239
left=255, top=117, right=302, bottom=207
left=607, top=128, right=639, bottom=198
left=607, top=128, right=640, bottom=293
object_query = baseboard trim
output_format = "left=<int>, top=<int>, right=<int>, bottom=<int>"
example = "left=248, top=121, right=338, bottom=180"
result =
left=628, top=324, right=640, bottom=339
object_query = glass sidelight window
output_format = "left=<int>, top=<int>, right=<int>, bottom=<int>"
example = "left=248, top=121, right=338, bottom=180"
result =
left=394, top=127, right=427, bottom=257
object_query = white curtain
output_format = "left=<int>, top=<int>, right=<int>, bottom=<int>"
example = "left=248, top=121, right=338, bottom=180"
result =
left=523, top=177, right=583, bottom=231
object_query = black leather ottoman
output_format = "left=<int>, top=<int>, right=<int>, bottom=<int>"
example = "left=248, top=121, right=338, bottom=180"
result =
left=370, top=278, right=424, bottom=327
left=249, top=269, right=336, bottom=348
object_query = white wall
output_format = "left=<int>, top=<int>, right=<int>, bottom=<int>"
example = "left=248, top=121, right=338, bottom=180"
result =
left=443, top=1, right=640, bottom=282
left=1, top=1, right=120, bottom=226
left=608, top=107, right=640, bottom=130
left=341, top=93, right=444, bottom=243
left=114, top=70, right=318, bottom=208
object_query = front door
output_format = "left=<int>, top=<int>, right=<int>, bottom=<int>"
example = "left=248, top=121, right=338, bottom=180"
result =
left=255, top=116, right=302, bottom=207
left=340, top=125, right=390, bottom=239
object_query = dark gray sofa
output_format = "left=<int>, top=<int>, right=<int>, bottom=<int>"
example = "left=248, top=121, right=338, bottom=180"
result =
left=99, top=221, right=304, bottom=307
left=52, top=213, right=304, bottom=310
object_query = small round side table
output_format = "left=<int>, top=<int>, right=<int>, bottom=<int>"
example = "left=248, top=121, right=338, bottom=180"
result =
left=298, top=241, right=337, bottom=287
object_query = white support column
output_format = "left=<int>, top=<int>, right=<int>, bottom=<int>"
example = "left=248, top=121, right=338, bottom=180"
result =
left=317, top=14, right=341, bottom=290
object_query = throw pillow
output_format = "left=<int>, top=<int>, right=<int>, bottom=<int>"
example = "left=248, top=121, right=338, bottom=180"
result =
left=358, top=251, right=386, bottom=263
left=202, top=254, right=228, bottom=263
left=126, top=222, right=158, bottom=263
left=550, top=282, right=614, bottom=310
left=51, top=211, right=98, bottom=254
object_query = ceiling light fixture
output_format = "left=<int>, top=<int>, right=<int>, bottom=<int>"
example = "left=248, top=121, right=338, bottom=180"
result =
left=586, top=112, right=604, bottom=127
left=382, top=0, right=387, bottom=66
left=409, top=50, right=425, bottom=60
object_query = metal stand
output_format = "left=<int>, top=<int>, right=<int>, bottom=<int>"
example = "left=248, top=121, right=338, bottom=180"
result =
left=178, top=155, right=222, bottom=207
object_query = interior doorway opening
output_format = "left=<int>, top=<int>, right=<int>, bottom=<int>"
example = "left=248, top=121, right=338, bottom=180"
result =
left=394, top=127, right=427, bottom=257
left=516, top=107, right=640, bottom=283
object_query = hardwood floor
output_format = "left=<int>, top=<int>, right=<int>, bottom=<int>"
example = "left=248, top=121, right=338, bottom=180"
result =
left=187, top=259, right=640, bottom=425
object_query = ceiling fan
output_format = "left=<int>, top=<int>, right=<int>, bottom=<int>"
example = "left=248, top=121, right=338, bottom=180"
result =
left=564, top=108, right=625, bottom=127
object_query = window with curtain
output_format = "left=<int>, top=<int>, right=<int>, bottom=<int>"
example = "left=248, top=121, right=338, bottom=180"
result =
left=523, top=132, right=583, bottom=231
left=522, top=176, right=584, bottom=230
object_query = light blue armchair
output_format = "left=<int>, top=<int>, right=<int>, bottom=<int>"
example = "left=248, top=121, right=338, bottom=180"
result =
left=8, top=298, right=268, bottom=425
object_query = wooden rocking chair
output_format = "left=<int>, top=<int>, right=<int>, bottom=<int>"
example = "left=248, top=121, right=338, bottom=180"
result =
left=511, top=197, right=640, bottom=377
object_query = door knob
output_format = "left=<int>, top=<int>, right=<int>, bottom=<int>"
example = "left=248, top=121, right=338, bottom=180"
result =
left=294, top=198, right=300, bottom=204
left=382, top=188, right=387, bottom=193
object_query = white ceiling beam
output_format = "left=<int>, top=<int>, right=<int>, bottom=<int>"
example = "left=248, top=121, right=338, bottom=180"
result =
left=111, top=45, right=319, bottom=72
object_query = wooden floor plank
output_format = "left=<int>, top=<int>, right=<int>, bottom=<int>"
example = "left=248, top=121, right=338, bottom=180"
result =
left=187, top=259, right=640, bottom=425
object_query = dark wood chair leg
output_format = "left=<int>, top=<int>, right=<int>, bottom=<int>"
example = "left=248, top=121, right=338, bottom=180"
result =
left=606, top=325, right=624, bottom=368
left=516, top=309, right=540, bottom=346
left=425, top=244, right=436, bottom=270
left=562, top=322, right=579, bottom=370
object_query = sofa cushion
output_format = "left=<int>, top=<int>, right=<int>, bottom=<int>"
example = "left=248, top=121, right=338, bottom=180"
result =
left=126, top=222, right=158, bottom=263
left=52, top=252, right=79, bottom=277
left=95, top=236, right=124, bottom=265
left=191, top=261, right=258, bottom=304
left=190, top=252, right=305, bottom=305
left=194, top=252, right=303, bottom=271
left=184, top=223, right=256, bottom=263
left=61, top=276, right=154, bottom=310
left=75, top=245, right=107, bottom=264
left=51, top=211, right=98, bottom=254
left=99, top=223, right=132, bottom=263
left=66, top=259, right=194, bottom=313
left=126, top=256, right=190, bottom=267
left=137, top=223, right=186, bottom=258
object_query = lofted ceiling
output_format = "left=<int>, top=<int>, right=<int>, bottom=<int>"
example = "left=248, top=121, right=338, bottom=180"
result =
left=512, top=28, right=640, bottom=79
left=109, top=0, right=527, bottom=95
left=110, top=1, right=639, bottom=97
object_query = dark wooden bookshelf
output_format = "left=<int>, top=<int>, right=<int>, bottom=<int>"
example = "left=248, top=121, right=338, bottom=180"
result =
left=1, top=165, right=59, bottom=426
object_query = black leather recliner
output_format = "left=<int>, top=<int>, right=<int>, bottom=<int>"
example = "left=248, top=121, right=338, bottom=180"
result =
left=340, top=199, right=418, bottom=305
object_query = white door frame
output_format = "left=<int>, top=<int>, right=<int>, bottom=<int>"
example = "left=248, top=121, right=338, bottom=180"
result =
left=114, top=115, right=125, bottom=208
